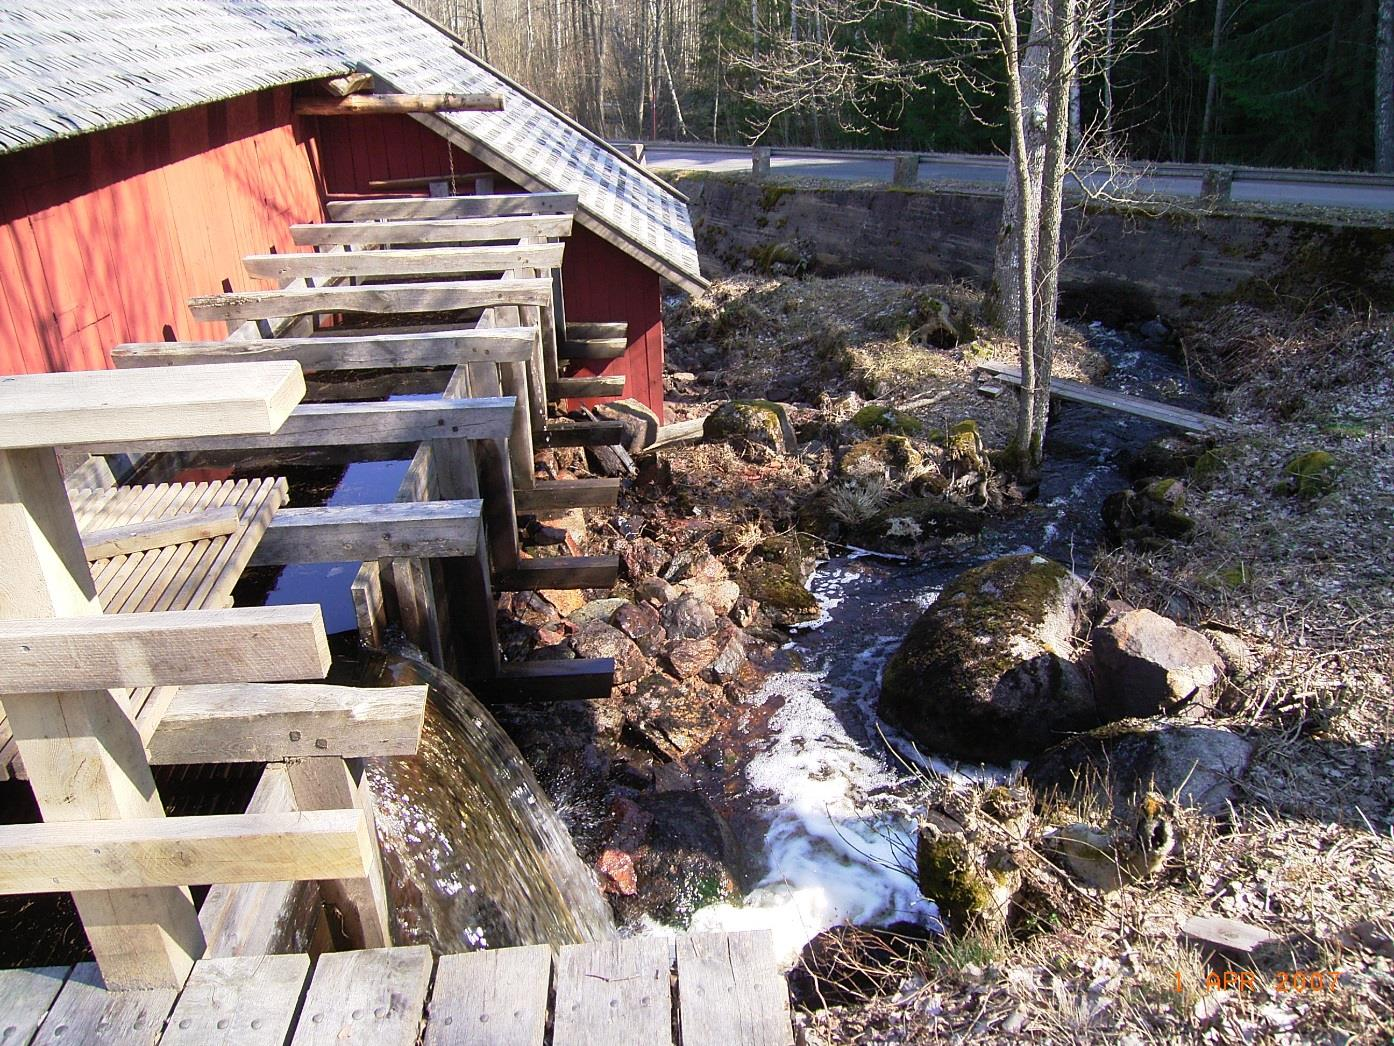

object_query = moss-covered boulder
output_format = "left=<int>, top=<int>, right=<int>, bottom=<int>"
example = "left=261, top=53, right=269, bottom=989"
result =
left=851, top=404, right=923, bottom=436
left=738, top=560, right=819, bottom=627
left=866, top=497, right=985, bottom=543
left=1126, top=435, right=1206, bottom=482
left=1280, top=449, right=1337, bottom=498
left=915, top=825, right=1018, bottom=934
left=840, top=435, right=923, bottom=479
left=1101, top=481, right=1196, bottom=551
left=878, top=554, right=1098, bottom=764
left=704, top=400, right=798, bottom=456
left=941, top=419, right=988, bottom=474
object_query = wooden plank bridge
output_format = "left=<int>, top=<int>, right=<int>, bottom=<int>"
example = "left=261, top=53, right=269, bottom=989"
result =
left=0, top=932, right=794, bottom=1046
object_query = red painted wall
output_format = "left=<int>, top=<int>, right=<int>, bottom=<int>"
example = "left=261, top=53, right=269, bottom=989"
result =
left=310, top=113, right=666, bottom=414
left=0, top=88, right=324, bottom=375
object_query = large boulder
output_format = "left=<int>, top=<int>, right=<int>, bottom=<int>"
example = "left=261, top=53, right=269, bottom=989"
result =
left=1092, top=609, right=1225, bottom=718
left=704, top=400, right=798, bottom=456
left=878, top=554, right=1097, bottom=764
left=1026, top=718, right=1254, bottom=816
left=570, top=620, right=647, bottom=685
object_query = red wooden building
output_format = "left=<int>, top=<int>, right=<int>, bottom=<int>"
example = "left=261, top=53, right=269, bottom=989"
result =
left=0, top=0, right=706, bottom=416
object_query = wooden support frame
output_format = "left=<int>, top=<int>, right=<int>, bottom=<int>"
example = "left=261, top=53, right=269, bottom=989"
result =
left=324, top=193, right=578, bottom=222
left=187, top=278, right=554, bottom=323
left=241, top=243, right=567, bottom=281
left=294, top=93, right=504, bottom=115
left=496, top=556, right=620, bottom=591
left=550, top=376, right=627, bottom=400
left=289, top=214, right=573, bottom=247
left=323, top=72, right=374, bottom=97
left=558, top=337, right=628, bottom=361
left=515, top=478, right=621, bottom=512
left=249, top=501, right=483, bottom=565
left=535, top=420, right=629, bottom=447
left=81, top=505, right=240, bottom=559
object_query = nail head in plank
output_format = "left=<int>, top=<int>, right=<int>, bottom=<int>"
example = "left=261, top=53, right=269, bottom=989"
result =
left=81, top=505, right=241, bottom=560
left=31, top=962, right=178, bottom=1046
left=676, top=931, right=795, bottom=1046
left=325, top=192, right=577, bottom=221
left=0, top=966, right=69, bottom=1044
left=113, top=328, right=537, bottom=370
left=187, top=278, right=554, bottom=322
left=289, top=214, right=573, bottom=247
left=161, top=955, right=311, bottom=1046
left=0, top=363, right=305, bottom=449
left=552, top=937, right=675, bottom=1046
left=249, top=500, right=482, bottom=565
left=0, top=606, right=331, bottom=693
left=146, top=682, right=427, bottom=764
left=0, top=810, right=373, bottom=893
left=242, top=243, right=567, bottom=280
left=425, top=945, right=551, bottom=1046
left=290, top=946, right=433, bottom=1046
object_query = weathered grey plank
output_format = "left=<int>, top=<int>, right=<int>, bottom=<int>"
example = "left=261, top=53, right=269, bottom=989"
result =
left=0, top=966, right=69, bottom=1044
left=31, top=963, right=178, bottom=1046
left=326, top=193, right=577, bottom=221
left=242, top=244, right=566, bottom=280
left=676, top=931, right=794, bottom=1046
left=549, top=376, right=626, bottom=400
left=290, top=946, right=433, bottom=1046
left=425, top=945, right=551, bottom=1046
left=514, top=479, right=620, bottom=513
left=289, top=214, right=574, bottom=247
left=187, top=279, right=553, bottom=322
left=249, top=500, right=483, bottom=565
left=160, top=954, right=310, bottom=1046
left=552, top=937, right=674, bottom=1046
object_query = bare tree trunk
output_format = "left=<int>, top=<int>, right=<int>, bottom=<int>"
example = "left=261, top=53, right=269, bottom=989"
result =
left=475, top=0, right=489, bottom=61
left=1379, top=0, right=1394, bottom=171
left=1102, top=0, right=1117, bottom=139
left=1198, top=0, right=1226, bottom=164
left=1068, top=75, right=1081, bottom=152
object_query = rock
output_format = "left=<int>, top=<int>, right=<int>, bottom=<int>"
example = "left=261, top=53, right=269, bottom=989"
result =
left=1042, top=792, right=1177, bottom=891
left=916, top=825, right=1017, bottom=933
left=616, top=537, right=669, bottom=581
left=634, top=574, right=680, bottom=606
left=705, top=622, right=749, bottom=683
left=1127, top=435, right=1205, bottom=482
left=851, top=404, right=923, bottom=436
left=595, top=397, right=661, bottom=453
left=738, top=561, right=819, bottom=627
left=497, top=590, right=561, bottom=628
left=661, top=594, right=718, bottom=640
left=1026, top=718, right=1254, bottom=817
left=538, top=587, right=588, bottom=617
left=614, top=601, right=667, bottom=657
left=840, top=435, right=923, bottom=480
left=596, top=849, right=638, bottom=895
left=789, top=926, right=930, bottom=1008
left=1201, top=626, right=1259, bottom=686
left=878, top=554, right=1097, bottom=764
left=1102, top=486, right=1195, bottom=551
left=663, top=548, right=729, bottom=584
left=631, top=675, right=725, bottom=758
left=704, top=400, right=798, bottom=456
left=1281, top=450, right=1337, bottom=498
left=667, top=636, right=721, bottom=679
left=570, top=620, right=647, bottom=684
left=1092, top=609, right=1225, bottom=718
left=942, top=419, right=987, bottom=475
left=678, top=578, right=741, bottom=616
left=730, top=596, right=765, bottom=629
left=568, top=597, right=629, bottom=627
left=867, top=497, right=985, bottom=542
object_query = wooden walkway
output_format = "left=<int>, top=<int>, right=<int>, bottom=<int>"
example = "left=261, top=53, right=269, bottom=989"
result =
left=0, top=478, right=287, bottom=780
left=0, top=932, right=794, bottom=1046
left=977, top=360, right=1238, bottom=433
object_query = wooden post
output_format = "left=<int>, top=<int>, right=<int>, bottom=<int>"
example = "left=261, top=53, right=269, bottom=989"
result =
left=0, top=448, right=204, bottom=989
left=892, top=154, right=920, bottom=187
left=752, top=146, right=772, bottom=179
left=1201, top=167, right=1235, bottom=203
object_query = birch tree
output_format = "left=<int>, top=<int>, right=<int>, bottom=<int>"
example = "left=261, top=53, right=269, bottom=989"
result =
left=1379, top=0, right=1394, bottom=172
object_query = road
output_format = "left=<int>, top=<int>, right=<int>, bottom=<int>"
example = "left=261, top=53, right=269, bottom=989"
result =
left=642, top=144, right=1394, bottom=213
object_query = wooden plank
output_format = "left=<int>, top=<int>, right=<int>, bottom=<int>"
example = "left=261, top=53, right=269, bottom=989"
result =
left=515, top=478, right=621, bottom=512
left=113, top=327, right=537, bottom=370
left=0, top=606, right=331, bottom=693
left=0, top=966, right=69, bottom=1044
left=295, top=93, right=505, bottom=115
left=0, top=362, right=304, bottom=450
left=68, top=397, right=516, bottom=454
left=558, top=337, right=628, bottom=360
left=289, top=214, right=573, bottom=247
left=187, top=278, right=554, bottom=322
left=160, top=954, right=311, bottom=1046
left=676, top=931, right=794, bottom=1046
left=82, top=505, right=240, bottom=559
left=250, top=500, right=482, bottom=565
left=32, top=963, right=178, bottom=1046
left=552, top=937, right=674, bottom=1046
left=488, top=659, right=616, bottom=702
left=243, top=243, right=567, bottom=280
left=290, top=946, right=433, bottom=1046
left=536, top=420, right=628, bottom=448
left=325, top=193, right=578, bottom=221
left=324, top=72, right=374, bottom=96
left=496, top=555, right=619, bottom=591
left=146, top=682, right=427, bottom=764
left=976, top=361, right=1238, bottom=433
left=567, top=321, right=628, bottom=339
left=425, top=945, right=551, bottom=1046
left=549, top=376, right=626, bottom=400
left=351, top=559, right=386, bottom=649
left=1181, top=915, right=1279, bottom=955
left=0, top=446, right=204, bottom=990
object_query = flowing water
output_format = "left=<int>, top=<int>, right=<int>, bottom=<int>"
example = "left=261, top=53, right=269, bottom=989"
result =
left=339, top=644, right=616, bottom=951
left=687, top=326, right=1208, bottom=963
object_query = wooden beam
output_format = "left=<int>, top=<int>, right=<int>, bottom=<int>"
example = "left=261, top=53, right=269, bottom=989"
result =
left=146, top=683, right=427, bottom=764
left=535, top=420, right=628, bottom=448
left=558, top=337, right=627, bottom=360
left=496, top=555, right=619, bottom=591
left=515, top=478, right=621, bottom=512
left=187, top=278, right=554, bottom=323
left=295, top=93, right=505, bottom=116
left=161, top=955, right=312, bottom=1046
left=249, top=500, right=483, bottom=565
left=113, top=328, right=536, bottom=371
left=324, top=193, right=577, bottom=221
left=0, top=811, right=373, bottom=893
left=0, top=606, right=331, bottom=693
left=0, top=362, right=304, bottom=450
left=489, top=659, right=616, bottom=702
left=324, top=72, right=373, bottom=97
left=566, top=321, right=628, bottom=339
left=65, top=397, right=516, bottom=454
left=549, top=376, right=626, bottom=400
left=289, top=214, right=573, bottom=247
left=242, top=243, right=566, bottom=280
left=81, top=505, right=240, bottom=560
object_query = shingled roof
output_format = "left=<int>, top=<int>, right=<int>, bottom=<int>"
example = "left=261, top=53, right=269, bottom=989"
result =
left=0, top=0, right=706, bottom=292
